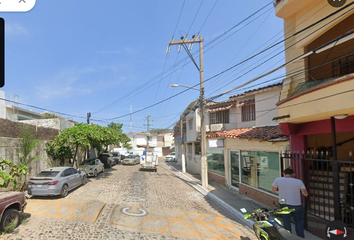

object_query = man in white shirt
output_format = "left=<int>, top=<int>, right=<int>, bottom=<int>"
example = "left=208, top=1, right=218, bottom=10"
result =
left=272, top=168, right=308, bottom=238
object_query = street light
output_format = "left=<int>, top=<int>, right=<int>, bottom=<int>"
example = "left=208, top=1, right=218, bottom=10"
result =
left=169, top=84, right=200, bottom=91
left=170, top=82, right=208, bottom=188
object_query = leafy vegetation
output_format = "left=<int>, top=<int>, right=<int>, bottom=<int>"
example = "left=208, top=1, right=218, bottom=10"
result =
left=107, top=122, right=123, bottom=133
left=0, top=158, right=27, bottom=190
left=15, top=124, right=51, bottom=191
left=46, top=123, right=130, bottom=167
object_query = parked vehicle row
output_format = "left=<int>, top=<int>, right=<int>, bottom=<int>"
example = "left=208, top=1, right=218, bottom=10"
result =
left=26, top=152, right=138, bottom=199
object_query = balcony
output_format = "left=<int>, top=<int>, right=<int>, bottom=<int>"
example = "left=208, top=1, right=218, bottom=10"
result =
left=274, top=0, right=312, bottom=19
left=278, top=73, right=354, bottom=124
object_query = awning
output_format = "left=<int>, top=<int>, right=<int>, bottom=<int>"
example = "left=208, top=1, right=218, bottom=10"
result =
left=236, top=99, right=254, bottom=107
left=207, top=104, right=235, bottom=113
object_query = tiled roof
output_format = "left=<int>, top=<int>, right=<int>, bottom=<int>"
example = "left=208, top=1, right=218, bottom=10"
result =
left=229, top=82, right=282, bottom=98
left=207, top=104, right=235, bottom=112
left=238, top=125, right=288, bottom=141
left=206, top=128, right=252, bottom=138
left=207, top=125, right=289, bottom=142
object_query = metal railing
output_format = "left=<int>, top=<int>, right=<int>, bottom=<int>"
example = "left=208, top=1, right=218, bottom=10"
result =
left=281, top=151, right=354, bottom=229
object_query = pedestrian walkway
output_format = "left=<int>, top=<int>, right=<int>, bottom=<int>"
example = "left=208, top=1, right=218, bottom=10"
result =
left=165, top=161, right=324, bottom=240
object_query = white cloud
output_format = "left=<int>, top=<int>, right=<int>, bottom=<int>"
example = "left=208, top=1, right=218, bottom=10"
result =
left=35, top=68, right=94, bottom=99
left=5, top=24, right=28, bottom=36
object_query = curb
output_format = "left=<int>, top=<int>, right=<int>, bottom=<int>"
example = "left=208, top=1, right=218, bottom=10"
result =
left=167, top=163, right=254, bottom=229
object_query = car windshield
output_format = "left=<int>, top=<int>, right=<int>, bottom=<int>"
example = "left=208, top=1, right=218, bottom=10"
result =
left=81, top=160, right=95, bottom=165
left=126, top=155, right=136, bottom=159
left=36, top=171, right=60, bottom=177
left=170, top=153, right=175, bottom=155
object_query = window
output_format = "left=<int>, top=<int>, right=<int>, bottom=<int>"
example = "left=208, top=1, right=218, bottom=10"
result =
left=187, top=143, right=192, bottom=155
left=240, top=151, right=280, bottom=193
left=241, top=102, right=255, bottom=122
left=188, top=118, right=193, bottom=130
left=207, top=149, right=225, bottom=176
left=63, top=169, right=72, bottom=177
left=194, top=142, right=201, bottom=154
left=210, top=110, right=229, bottom=124
left=333, top=53, right=354, bottom=77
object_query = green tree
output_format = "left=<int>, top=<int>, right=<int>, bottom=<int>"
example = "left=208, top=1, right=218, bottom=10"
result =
left=107, top=122, right=123, bottom=133
left=16, top=124, right=51, bottom=191
left=46, top=123, right=130, bottom=167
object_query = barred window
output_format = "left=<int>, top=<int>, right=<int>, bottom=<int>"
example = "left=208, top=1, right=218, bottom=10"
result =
left=210, top=110, right=229, bottom=124
left=242, top=103, right=255, bottom=122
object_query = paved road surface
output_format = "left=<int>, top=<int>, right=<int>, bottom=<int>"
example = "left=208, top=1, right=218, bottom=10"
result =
left=3, top=161, right=256, bottom=240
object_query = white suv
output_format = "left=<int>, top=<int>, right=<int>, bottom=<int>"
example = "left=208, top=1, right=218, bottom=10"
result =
left=164, top=152, right=176, bottom=162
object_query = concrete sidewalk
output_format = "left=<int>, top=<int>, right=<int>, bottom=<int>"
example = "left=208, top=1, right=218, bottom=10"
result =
left=165, top=161, right=324, bottom=240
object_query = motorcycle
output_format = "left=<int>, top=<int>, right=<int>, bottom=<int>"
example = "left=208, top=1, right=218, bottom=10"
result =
left=240, top=206, right=304, bottom=240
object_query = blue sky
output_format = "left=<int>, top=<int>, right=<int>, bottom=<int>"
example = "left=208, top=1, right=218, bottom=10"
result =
left=0, top=0, right=285, bottom=133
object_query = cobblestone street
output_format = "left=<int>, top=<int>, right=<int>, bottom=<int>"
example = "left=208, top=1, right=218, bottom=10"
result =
left=2, top=161, right=256, bottom=240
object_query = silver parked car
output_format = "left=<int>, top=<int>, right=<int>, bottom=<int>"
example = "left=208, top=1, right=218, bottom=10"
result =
left=78, top=158, right=104, bottom=177
left=122, top=155, right=140, bottom=165
left=27, top=167, right=87, bottom=198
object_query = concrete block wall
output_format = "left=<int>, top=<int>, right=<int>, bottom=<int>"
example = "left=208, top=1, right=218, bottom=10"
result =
left=239, top=183, right=279, bottom=208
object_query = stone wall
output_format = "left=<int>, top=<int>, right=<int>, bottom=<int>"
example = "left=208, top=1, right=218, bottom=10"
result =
left=0, top=118, right=59, bottom=140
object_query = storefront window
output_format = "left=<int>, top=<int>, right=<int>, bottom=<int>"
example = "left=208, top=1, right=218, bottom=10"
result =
left=207, top=149, right=225, bottom=176
left=240, top=151, right=279, bottom=193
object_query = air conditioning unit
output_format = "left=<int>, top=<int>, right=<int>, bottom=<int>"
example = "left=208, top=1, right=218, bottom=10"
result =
left=210, top=124, right=224, bottom=131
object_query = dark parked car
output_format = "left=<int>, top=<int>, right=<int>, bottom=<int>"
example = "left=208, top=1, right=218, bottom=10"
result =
left=111, top=152, right=122, bottom=164
left=0, top=192, right=27, bottom=232
left=98, top=153, right=115, bottom=168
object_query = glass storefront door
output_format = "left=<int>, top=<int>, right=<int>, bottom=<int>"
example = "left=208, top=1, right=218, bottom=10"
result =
left=230, top=150, right=240, bottom=188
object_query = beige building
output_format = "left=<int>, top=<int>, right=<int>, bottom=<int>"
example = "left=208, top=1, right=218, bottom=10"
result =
left=274, top=0, right=354, bottom=229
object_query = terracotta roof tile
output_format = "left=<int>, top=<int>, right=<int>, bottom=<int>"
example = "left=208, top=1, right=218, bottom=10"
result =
left=206, top=125, right=289, bottom=142
left=207, top=128, right=252, bottom=138
left=238, top=125, right=288, bottom=141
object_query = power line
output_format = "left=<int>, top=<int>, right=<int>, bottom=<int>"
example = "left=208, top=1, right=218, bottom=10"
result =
left=90, top=1, right=276, bottom=116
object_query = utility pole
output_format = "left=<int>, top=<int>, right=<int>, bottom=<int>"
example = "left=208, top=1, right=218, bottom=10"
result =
left=87, top=112, right=91, bottom=124
left=144, top=116, right=153, bottom=153
left=169, top=35, right=208, bottom=188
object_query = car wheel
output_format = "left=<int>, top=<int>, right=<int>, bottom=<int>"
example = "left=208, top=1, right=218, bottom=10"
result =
left=94, top=170, right=97, bottom=177
left=0, top=209, right=20, bottom=232
left=60, top=184, right=69, bottom=198
left=109, top=163, right=112, bottom=168
left=82, top=175, right=87, bottom=185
